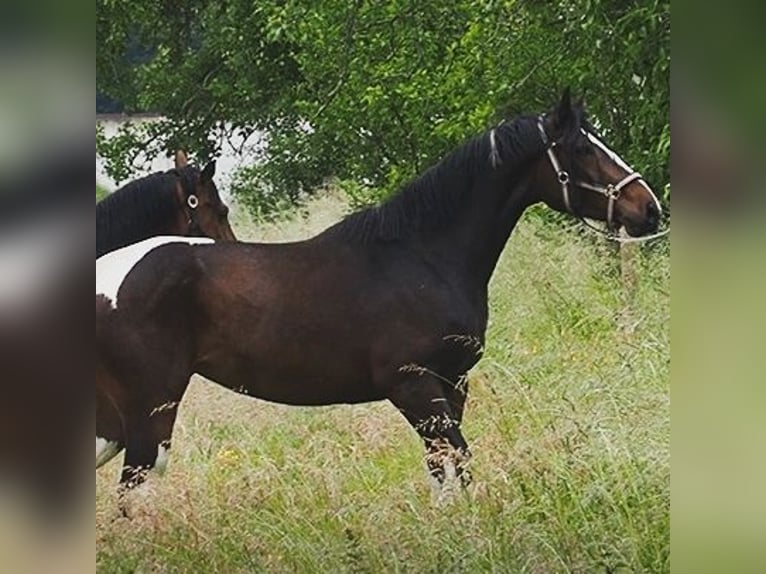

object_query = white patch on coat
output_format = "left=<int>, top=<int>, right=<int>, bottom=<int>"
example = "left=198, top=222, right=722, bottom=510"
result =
left=583, top=130, right=663, bottom=214
left=96, top=437, right=120, bottom=468
left=96, top=236, right=214, bottom=308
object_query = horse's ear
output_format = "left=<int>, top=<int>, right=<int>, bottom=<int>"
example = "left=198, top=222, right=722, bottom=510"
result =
left=201, top=160, right=216, bottom=182
left=175, top=150, right=188, bottom=169
left=553, top=87, right=576, bottom=134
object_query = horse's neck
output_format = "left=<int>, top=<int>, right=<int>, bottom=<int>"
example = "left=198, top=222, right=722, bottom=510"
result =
left=481, top=190, right=533, bottom=282
left=424, top=178, right=533, bottom=290
left=97, top=210, right=174, bottom=258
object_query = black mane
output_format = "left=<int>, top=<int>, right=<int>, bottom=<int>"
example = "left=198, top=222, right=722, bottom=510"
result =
left=324, top=115, right=545, bottom=243
left=96, top=166, right=199, bottom=257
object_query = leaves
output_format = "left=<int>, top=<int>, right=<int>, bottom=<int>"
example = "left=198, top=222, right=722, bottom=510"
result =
left=97, top=0, right=670, bottom=213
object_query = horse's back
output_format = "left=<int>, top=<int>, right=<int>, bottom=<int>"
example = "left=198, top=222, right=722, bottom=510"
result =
left=96, top=236, right=214, bottom=307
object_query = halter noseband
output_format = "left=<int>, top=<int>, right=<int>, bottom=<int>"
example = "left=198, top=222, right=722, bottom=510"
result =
left=536, top=116, right=644, bottom=234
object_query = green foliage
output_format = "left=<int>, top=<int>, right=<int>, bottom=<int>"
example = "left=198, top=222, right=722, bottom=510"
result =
left=97, top=0, right=669, bottom=214
left=96, top=184, right=109, bottom=201
left=336, top=178, right=387, bottom=211
left=228, top=162, right=305, bottom=221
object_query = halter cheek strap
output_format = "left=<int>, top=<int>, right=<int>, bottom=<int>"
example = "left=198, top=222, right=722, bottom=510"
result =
left=186, top=194, right=203, bottom=235
left=537, top=120, right=574, bottom=212
left=173, top=168, right=203, bottom=236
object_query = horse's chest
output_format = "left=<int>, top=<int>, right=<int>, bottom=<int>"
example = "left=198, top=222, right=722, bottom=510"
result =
left=371, top=294, right=486, bottom=380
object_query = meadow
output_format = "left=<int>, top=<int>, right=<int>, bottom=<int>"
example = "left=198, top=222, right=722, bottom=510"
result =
left=96, top=191, right=670, bottom=573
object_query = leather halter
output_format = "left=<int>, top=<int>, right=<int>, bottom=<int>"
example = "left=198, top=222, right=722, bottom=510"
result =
left=172, top=168, right=202, bottom=235
left=185, top=193, right=202, bottom=235
left=536, top=116, right=644, bottom=232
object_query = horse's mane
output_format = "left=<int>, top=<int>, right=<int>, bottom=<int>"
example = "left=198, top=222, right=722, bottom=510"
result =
left=96, top=165, right=199, bottom=257
left=324, top=114, right=546, bottom=243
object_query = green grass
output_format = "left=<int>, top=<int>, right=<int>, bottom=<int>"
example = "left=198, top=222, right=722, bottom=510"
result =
left=96, top=193, right=669, bottom=573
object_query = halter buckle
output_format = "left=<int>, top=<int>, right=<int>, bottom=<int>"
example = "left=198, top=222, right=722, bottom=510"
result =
left=557, top=171, right=570, bottom=184
left=187, top=194, right=199, bottom=209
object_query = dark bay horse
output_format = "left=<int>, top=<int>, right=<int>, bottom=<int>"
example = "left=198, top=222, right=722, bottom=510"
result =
left=96, top=151, right=236, bottom=257
left=97, top=91, right=662, bottom=494
left=96, top=151, right=236, bottom=470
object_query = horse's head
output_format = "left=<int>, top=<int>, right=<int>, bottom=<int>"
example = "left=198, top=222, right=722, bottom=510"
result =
left=532, top=89, right=662, bottom=237
left=174, top=151, right=237, bottom=242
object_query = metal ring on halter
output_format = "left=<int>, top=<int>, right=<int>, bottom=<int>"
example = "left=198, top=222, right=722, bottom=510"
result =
left=187, top=194, right=199, bottom=209
left=558, top=171, right=570, bottom=184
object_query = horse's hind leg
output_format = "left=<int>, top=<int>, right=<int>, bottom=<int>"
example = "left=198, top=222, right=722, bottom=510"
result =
left=115, top=366, right=191, bottom=519
left=145, top=393, right=184, bottom=477
left=120, top=391, right=184, bottom=489
left=117, top=390, right=185, bottom=518
left=387, top=375, right=471, bottom=493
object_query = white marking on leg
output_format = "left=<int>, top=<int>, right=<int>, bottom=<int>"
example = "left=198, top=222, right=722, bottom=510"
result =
left=443, top=457, right=457, bottom=482
left=96, top=437, right=120, bottom=468
left=154, top=443, right=170, bottom=476
left=425, top=461, right=443, bottom=502
left=96, top=236, right=214, bottom=308
left=438, top=458, right=459, bottom=505
left=119, top=478, right=157, bottom=517
left=425, top=458, right=460, bottom=507
left=584, top=130, right=663, bottom=215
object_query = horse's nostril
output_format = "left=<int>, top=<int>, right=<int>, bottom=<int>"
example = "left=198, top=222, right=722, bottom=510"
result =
left=646, top=201, right=659, bottom=222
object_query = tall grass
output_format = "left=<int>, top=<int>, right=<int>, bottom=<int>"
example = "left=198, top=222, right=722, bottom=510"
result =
left=96, top=192, right=669, bottom=573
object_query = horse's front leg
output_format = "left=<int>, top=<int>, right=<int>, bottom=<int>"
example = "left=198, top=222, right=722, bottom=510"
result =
left=442, top=374, right=472, bottom=487
left=387, top=375, right=472, bottom=496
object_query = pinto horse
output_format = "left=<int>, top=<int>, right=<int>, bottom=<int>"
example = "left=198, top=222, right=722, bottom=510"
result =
left=96, top=91, right=662, bottom=495
left=96, top=151, right=236, bottom=470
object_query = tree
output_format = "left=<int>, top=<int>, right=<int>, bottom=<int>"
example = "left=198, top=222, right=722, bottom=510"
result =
left=97, top=0, right=669, bottom=216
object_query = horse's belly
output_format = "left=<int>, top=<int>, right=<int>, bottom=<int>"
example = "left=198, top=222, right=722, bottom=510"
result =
left=197, top=358, right=383, bottom=407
